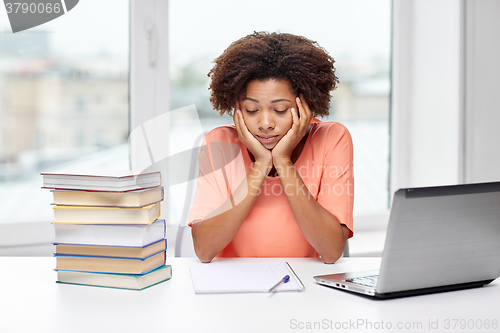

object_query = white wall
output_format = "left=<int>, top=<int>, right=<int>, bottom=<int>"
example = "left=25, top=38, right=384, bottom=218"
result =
left=464, top=0, right=500, bottom=183
left=391, top=0, right=462, bottom=194
left=391, top=0, right=500, bottom=197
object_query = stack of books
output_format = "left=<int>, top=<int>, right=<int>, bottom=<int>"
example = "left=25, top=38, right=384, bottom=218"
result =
left=41, top=170, right=172, bottom=290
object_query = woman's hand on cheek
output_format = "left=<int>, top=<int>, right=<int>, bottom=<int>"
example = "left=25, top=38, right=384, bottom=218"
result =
left=272, top=95, right=312, bottom=163
left=233, top=104, right=272, bottom=165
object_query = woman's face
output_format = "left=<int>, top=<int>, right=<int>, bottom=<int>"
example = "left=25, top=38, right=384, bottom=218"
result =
left=238, top=79, right=298, bottom=150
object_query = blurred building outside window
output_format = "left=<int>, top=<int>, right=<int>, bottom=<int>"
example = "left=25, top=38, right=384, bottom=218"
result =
left=0, top=1, right=130, bottom=222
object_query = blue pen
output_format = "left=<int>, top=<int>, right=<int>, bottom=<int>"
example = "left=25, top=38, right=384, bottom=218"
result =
left=269, top=275, right=290, bottom=292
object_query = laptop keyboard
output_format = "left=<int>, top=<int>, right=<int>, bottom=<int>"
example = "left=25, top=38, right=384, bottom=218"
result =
left=345, top=275, right=379, bottom=288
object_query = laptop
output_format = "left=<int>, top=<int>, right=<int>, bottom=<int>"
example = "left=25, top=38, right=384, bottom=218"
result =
left=314, top=181, right=500, bottom=299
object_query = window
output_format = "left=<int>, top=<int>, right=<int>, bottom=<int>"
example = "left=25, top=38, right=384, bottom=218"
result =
left=0, top=1, right=130, bottom=223
left=168, top=0, right=391, bottom=225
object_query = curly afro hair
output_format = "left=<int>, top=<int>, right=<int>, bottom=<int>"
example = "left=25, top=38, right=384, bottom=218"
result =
left=208, top=31, right=339, bottom=117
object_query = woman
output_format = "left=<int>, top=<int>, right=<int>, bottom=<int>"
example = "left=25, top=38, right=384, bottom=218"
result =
left=188, top=31, right=354, bottom=263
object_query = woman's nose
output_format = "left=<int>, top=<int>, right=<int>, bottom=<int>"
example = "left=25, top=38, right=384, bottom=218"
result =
left=259, top=111, right=275, bottom=130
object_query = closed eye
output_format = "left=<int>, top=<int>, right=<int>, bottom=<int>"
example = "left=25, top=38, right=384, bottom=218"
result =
left=245, top=109, right=258, bottom=113
left=276, top=109, right=288, bottom=114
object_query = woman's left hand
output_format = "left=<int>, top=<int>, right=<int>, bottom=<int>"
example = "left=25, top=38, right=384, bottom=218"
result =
left=272, top=94, right=313, bottom=163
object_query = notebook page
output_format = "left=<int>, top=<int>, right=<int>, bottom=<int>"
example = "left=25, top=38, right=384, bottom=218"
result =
left=190, top=261, right=304, bottom=294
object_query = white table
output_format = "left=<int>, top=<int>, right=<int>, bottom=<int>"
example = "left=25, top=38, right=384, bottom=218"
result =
left=1, top=257, right=499, bottom=333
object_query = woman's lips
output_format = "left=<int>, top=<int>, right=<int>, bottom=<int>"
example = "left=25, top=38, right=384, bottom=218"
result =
left=256, top=135, right=279, bottom=144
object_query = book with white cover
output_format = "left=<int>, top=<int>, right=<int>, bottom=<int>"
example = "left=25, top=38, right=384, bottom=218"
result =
left=53, top=219, right=166, bottom=247
left=41, top=170, right=161, bottom=192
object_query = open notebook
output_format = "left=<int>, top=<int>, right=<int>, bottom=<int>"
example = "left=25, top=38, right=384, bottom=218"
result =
left=190, top=262, right=305, bottom=294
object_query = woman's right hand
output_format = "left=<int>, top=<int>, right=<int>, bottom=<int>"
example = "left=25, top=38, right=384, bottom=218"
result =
left=233, top=103, right=272, bottom=166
